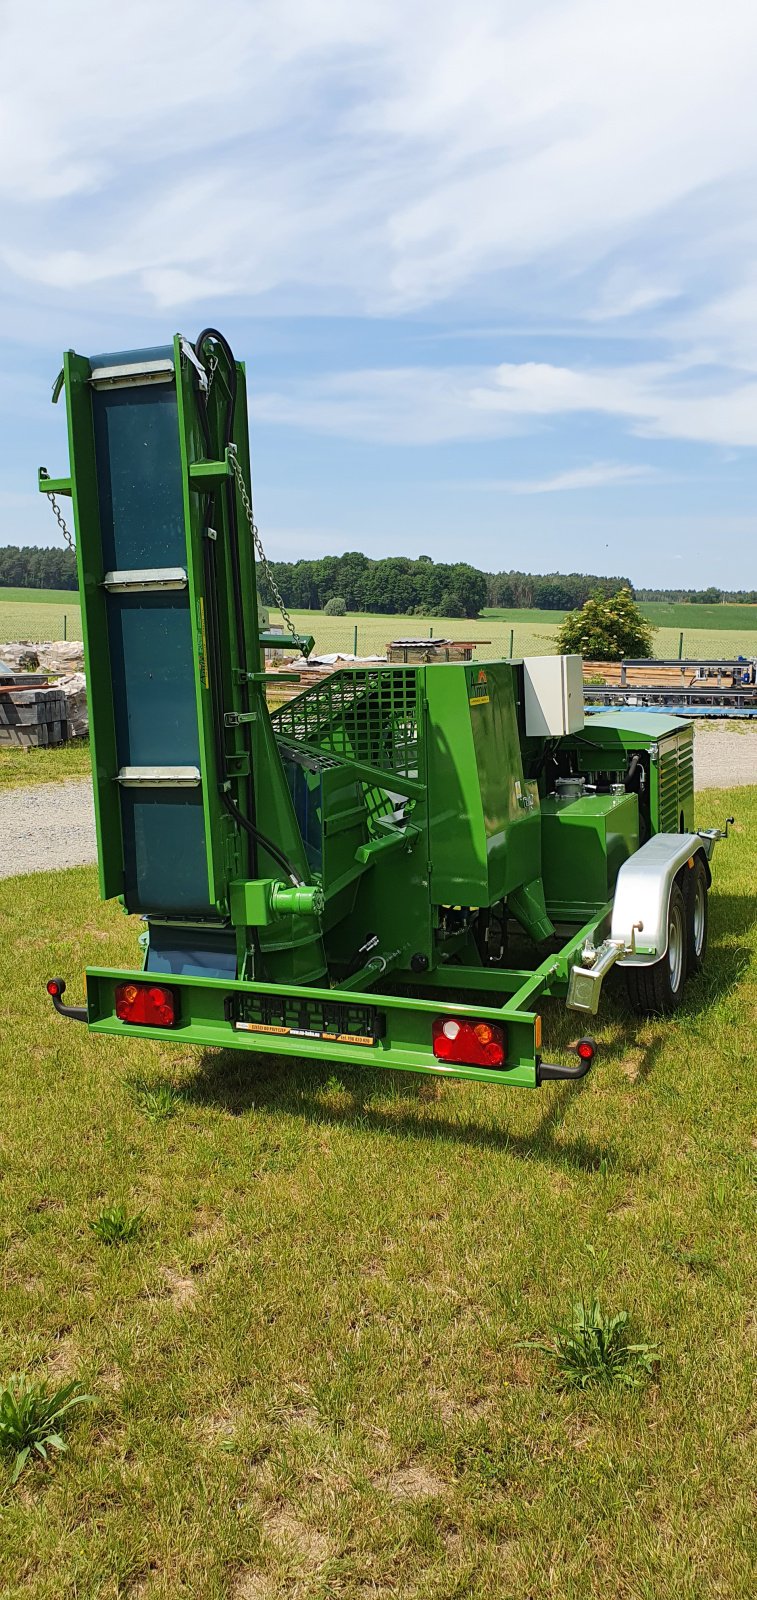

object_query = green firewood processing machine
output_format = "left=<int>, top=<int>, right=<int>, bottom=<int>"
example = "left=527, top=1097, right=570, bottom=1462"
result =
left=42, top=329, right=731, bottom=1088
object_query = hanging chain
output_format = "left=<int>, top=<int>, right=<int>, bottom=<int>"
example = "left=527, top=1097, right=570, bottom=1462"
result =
left=227, top=447, right=301, bottom=647
left=39, top=468, right=76, bottom=554
left=206, top=353, right=219, bottom=392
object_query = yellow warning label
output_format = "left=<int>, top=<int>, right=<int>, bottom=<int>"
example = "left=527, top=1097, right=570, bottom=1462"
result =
left=198, top=597, right=210, bottom=690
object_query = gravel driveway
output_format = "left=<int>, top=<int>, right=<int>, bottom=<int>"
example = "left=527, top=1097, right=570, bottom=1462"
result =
left=1, top=724, right=755, bottom=879
left=1, top=778, right=96, bottom=879
left=688, top=723, right=757, bottom=790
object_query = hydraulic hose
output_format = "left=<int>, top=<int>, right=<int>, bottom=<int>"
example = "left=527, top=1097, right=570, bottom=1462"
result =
left=222, top=793, right=303, bottom=886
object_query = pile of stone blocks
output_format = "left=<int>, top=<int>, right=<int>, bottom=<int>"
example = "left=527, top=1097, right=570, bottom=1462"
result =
left=0, top=685, right=69, bottom=749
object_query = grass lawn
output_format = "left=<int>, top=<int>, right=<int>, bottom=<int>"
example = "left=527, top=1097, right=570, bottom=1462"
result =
left=0, top=740, right=92, bottom=790
left=0, top=787, right=754, bottom=1598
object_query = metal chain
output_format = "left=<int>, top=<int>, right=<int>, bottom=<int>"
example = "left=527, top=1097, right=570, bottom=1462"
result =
left=228, top=448, right=300, bottom=646
left=39, top=468, right=76, bottom=553
left=206, top=354, right=219, bottom=392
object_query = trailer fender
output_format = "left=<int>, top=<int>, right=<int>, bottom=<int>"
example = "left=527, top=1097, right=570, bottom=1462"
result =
left=612, top=834, right=709, bottom=967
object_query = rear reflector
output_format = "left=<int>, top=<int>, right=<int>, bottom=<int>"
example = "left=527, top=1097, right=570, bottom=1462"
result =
left=115, top=981, right=176, bottom=1027
left=432, top=1016, right=505, bottom=1068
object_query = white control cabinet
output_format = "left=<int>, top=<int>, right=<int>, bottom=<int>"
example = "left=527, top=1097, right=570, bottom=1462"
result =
left=522, top=654, right=584, bottom=737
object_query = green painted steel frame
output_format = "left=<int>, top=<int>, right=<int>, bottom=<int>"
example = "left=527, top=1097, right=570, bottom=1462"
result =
left=81, top=904, right=610, bottom=1089
left=61, top=350, right=123, bottom=900
left=85, top=966, right=540, bottom=1086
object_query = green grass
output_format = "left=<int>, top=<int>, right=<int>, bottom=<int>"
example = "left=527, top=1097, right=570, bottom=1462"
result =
left=484, top=601, right=757, bottom=633
left=284, top=609, right=757, bottom=663
left=0, top=740, right=92, bottom=790
left=0, top=787, right=754, bottom=1595
left=0, top=596, right=82, bottom=644
left=0, top=587, right=80, bottom=605
left=640, top=601, right=757, bottom=631
left=3, top=593, right=757, bottom=660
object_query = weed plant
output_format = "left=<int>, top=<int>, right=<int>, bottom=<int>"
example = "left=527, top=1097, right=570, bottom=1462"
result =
left=0, top=1376, right=95, bottom=1483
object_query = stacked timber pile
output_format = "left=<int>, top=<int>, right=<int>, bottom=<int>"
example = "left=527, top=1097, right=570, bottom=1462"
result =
left=387, top=638, right=490, bottom=663
left=583, top=657, right=757, bottom=711
left=584, top=661, right=703, bottom=689
left=265, top=653, right=386, bottom=706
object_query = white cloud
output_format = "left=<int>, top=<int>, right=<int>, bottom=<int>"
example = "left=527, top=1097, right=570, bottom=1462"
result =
left=2, top=0, right=757, bottom=326
left=477, top=463, right=657, bottom=493
left=252, top=357, right=757, bottom=448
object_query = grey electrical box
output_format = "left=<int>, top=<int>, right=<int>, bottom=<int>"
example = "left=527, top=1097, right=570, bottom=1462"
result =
left=522, top=655, right=584, bottom=737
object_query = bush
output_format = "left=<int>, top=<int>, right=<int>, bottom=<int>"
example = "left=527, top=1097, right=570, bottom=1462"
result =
left=323, top=596, right=347, bottom=616
left=556, top=588, right=653, bottom=662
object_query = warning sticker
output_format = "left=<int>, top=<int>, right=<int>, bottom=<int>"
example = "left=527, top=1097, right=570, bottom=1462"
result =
left=469, top=667, right=490, bottom=706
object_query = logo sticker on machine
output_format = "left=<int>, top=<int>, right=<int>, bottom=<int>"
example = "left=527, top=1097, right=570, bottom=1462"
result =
left=469, top=668, right=490, bottom=706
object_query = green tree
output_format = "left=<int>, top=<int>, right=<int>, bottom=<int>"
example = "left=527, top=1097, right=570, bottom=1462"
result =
left=556, top=588, right=653, bottom=662
left=324, top=595, right=347, bottom=615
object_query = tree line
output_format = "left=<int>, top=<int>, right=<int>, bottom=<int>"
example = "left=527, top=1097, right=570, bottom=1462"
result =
left=0, top=545, right=78, bottom=590
left=259, top=554, right=633, bottom=618
left=634, top=585, right=757, bottom=604
left=4, top=543, right=748, bottom=614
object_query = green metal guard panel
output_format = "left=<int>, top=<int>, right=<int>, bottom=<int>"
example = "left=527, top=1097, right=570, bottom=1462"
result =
left=541, top=791, right=639, bottom=917
left=425, top=661, right=540, bottom=906
left=272, top=667, right=419, bottom=781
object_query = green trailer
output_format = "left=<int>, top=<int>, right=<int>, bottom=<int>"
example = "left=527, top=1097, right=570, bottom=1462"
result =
left=42, top=330, right=731, bottom=1090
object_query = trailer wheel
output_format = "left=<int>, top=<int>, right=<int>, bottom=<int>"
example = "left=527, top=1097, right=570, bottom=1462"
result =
left=625, top=881, right=687, bottom=1016
left=683, top=855, right=709, bottom=974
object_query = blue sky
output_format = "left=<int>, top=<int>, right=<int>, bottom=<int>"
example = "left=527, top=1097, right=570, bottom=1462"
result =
left=2, top=0, right=757, bottom=588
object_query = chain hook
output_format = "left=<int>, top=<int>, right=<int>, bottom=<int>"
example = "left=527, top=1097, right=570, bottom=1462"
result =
left=40, top=468, right=76, bottom=554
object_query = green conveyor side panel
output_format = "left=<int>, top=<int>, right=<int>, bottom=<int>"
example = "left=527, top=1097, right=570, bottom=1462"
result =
left=64, top=344, right=220, bottom=915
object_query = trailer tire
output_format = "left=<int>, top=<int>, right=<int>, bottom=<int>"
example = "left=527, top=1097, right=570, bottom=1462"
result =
left=683, top=856, right=709, bottom=975
left=625, top=881, right=687, bottom=1016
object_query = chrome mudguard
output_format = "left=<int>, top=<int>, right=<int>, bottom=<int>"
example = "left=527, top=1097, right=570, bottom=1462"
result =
left=612, top=833, right=709, bottom=966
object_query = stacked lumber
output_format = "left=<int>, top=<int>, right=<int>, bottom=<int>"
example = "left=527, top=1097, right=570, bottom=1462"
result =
left=585, top=661, right=702, bottom=688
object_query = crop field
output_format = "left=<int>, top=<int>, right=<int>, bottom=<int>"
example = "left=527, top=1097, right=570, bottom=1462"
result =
left=484, top=601, right=757, bottom=632
left=641, top=601, right=757, bottom=631
left=0, top=591, right=81, bottom=646
left=0, top=786, right=754, bottom=1597
left=2, top=592, right=757, bottom=662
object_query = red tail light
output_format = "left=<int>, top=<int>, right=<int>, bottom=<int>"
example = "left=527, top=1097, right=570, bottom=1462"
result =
left=432, top=1017, right=505, bottom=1068
left=115, top=981, right=177, bottom=1027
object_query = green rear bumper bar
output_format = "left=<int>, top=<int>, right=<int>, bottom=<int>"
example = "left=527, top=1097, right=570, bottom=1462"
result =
left=81, top=968, right=543, bottom=1088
